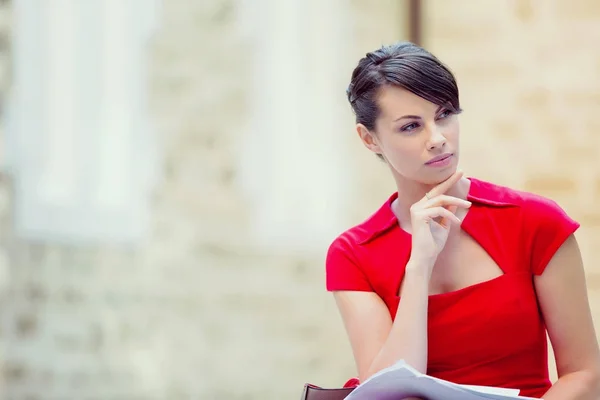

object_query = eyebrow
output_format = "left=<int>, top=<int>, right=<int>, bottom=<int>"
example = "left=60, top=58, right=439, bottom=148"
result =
left=393, top=105, right=445, bottom=122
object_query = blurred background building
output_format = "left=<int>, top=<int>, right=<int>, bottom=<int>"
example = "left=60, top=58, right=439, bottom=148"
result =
left=0, top=0, right=598, bottom=398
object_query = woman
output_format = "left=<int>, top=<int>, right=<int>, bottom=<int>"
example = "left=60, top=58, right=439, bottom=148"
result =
left=326, top=42, right=600, bottom=399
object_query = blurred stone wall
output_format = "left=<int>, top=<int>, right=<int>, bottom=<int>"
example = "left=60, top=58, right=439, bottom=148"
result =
left=0, top=1, right=599, bottom=399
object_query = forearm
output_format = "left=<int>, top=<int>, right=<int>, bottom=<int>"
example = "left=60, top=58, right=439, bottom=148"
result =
left=366, top=261, right=430, bottom=378
left=542, top=370, right=600, bottom=400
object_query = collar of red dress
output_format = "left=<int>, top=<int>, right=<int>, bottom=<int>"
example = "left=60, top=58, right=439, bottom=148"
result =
left=357, top=177, right=519, bottom=245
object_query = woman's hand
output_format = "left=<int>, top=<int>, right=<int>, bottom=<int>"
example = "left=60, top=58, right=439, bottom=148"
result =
left=409, top=171, right=471, bottom=277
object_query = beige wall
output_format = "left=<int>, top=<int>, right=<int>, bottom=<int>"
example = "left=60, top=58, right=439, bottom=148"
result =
left=0, top=0, right=599, bottom=399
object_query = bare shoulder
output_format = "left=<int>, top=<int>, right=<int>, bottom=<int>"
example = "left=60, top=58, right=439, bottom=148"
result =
left=534, top=234, right=600, bottom=378
left=332, top=290, right=393, bottom=379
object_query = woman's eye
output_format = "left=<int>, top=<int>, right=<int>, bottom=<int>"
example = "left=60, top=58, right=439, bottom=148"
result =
left=401, top=123, right=419, bottom=132
left=438, top=109, right=452, bottom=119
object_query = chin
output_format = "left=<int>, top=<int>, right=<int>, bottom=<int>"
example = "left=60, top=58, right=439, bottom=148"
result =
left=393, top=160, right=459, bottom=186
left=423, top=168, right=457, bottom=185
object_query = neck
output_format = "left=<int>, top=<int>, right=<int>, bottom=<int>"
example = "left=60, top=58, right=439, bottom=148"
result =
left=391, top=173, right=470, bottom=226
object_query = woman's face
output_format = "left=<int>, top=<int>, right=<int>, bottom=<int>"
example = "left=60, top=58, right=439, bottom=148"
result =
left=357, top=85, right=460, bottom=185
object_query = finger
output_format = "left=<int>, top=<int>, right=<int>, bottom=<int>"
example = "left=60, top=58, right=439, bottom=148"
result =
left=421, top=194, right=471, bottom=209
left=441, top=205, right=459, bottom=228
left=418, top=207, right=461, bottom=225
left=426, top=170, right=463, bottom=199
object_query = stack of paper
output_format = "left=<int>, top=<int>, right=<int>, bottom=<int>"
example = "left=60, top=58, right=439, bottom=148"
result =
left=344, top=360, right=541, bottom=400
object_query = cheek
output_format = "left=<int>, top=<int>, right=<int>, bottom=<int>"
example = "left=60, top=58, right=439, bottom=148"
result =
left=383, top=140, right=423, bottom=168
left=444, top=120, right=460, bottom=140
left=378, top=132, right=423, bottom=166
left=445, top=131, right=459, bottom=144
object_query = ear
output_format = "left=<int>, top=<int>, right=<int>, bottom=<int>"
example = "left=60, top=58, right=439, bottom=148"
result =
left=356, top=123, right=382, bottom=156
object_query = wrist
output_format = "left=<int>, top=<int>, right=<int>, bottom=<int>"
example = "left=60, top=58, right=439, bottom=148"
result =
left=403, top=267, right=431, bottom=284
left=406, top=255, right=435, bottom=272
left=403, top=262, right=432, bottom=286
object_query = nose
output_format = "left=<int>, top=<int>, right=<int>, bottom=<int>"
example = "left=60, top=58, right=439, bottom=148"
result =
left=426, top=126, right=446, bottom=150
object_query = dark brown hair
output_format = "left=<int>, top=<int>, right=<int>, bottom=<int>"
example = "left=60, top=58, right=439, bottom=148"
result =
left=346, top=42, right=462, bottom=136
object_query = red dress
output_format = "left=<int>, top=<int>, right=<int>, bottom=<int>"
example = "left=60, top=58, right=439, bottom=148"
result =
left=325, top=178, right=580, bottom=398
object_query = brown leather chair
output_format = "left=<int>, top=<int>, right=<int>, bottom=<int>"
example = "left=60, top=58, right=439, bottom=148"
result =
left=300, top=384, right=355, bottom=400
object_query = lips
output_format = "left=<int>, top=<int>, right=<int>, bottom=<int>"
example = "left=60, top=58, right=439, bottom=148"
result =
left=426, top=153, right=453, bottom=165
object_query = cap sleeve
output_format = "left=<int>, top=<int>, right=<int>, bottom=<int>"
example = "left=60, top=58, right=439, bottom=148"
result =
left=525, top=196, right=580, bottom=276
left=326, top=235, right=373, bottom=292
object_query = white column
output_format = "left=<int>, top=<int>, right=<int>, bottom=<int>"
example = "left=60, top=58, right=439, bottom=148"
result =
left=41, top=0, right=79, bottom=206
left=8, top=0, right=160, bottom=244
left=237, top=0, right=354, bottom=254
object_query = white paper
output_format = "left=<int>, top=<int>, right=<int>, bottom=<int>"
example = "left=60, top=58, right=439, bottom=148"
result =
left=461, top=384, right=520, bottom=396
left=344, top=360, right=542, bottom=400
